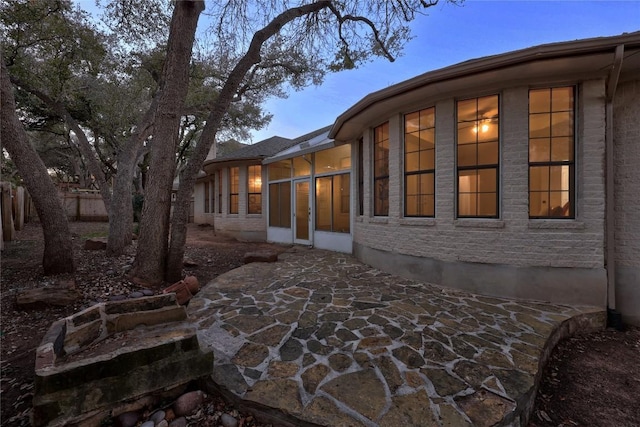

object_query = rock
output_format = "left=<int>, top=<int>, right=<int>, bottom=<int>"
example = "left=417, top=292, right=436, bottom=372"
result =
left=140, top=421, right=154, bottom=427
left=16, top=286, right=81, bottom=308
left=149, top=410, right=165, bottom=424
left=173, top=390, right=205, bottom=416
left=163, top=281, right=193, bottom=305
left=243, top=251, right=278, bottom=264
left=183, top=258, right=198, bottom=267
left=169, top=417, right=186, bottom=427
left=84, top=238, right=107, bottom=250
left=221, top=413, right=238, bottom=427
left=156, top=421, right=169, bottom=427
left=109, top=295, right=127, bottom=301
left=115, top=411, right=140, bottom=427
left=141, top=289, right=155, bottom=296
left=129, top=291, right=144, bottom=299
left=183, top=276, right=199, bottom=294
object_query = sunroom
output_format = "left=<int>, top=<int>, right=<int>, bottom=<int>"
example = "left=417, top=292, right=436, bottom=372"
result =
left=264, top=129, right=353, bottom=253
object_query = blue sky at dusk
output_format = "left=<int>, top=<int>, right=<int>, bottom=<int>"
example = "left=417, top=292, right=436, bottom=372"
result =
left=249, top=0, right=640, bottom=142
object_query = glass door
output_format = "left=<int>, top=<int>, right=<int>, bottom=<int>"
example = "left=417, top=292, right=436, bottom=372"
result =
left=294, top=179, right=311, bottom=244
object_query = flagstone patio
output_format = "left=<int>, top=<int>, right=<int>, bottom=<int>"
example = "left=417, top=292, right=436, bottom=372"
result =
left=187, top=247, right=605, bottom=427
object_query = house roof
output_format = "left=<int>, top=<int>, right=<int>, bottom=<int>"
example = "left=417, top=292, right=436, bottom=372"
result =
left=330, top=31, right=640, bottom=141
left=204, top=125, right=332, bottom=167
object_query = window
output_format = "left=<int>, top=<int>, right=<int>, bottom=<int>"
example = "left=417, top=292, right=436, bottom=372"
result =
left=373, top=122, right=389, bottom=216
left=404, top=107, right=435, bottom=217
left=229, top=167, right=239, bottom=214
left=269, top=182, right=291, bottom=227
left=217, top=170, right=222, bottom=213
left=247, top=165, right=262, bottom=214
left=456, top=95, right=499, bottom=217
left=269, top=160, right=292, bottom=181
left=316, top=174, right=350, bottom=233
left=293, top=156, right=311, bottom=177
left=529, top=87, right=575, bottom=218
left=204, top=181, right=211, bottom=213
left=315, top=145, right=351, bottom=173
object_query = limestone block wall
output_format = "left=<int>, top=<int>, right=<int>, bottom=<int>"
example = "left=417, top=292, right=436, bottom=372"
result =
left=353, top=81, right=608, bottom=306
left=614, top=78, right=640, bottom=325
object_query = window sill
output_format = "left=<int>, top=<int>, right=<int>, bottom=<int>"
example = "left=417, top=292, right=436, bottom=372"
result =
left=528, top=220, right=585, bottom=230
left=370, top=217, right=389, bottom=224
left=399, top=218, right=436, bottom=227
left=454, top=219, right=505, bottom=229
left=247, top=214, right=263, bottom=218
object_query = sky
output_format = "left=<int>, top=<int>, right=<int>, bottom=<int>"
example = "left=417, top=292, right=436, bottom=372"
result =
left=249, top=0, right=640, bottom=142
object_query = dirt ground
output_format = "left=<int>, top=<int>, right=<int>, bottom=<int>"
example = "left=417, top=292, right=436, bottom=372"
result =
left=1, top=222, right=639, bottom=426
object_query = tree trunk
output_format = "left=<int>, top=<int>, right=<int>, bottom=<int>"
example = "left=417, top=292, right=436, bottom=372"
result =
left=106, top=96, right=158, bottom=256
left=165, top=2, right=330, bottom=281
left=1, top=60, right=75, bottom=275
left=131, top=0, right=204, bottom=285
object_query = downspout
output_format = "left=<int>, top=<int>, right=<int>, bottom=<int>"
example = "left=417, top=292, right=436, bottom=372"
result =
left=605, top=44, right=624, bottom=329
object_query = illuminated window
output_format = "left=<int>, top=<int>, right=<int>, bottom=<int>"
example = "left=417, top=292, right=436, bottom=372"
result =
left=457, top=95, right=499, bottom=218
left=373, top=122, right=389, bottom=216
left=247, top=165, right=262, bottom=214
left=269, top=160, right=292, bottom=181
left=293, top=156, right=311, bottom=177
left=229, top=167, right=239, bottom=214
left=316, top=174, right=350, bottom=233
left=404, top=107, right=435, bottom=217
left=269, top=182, right=291, bottom=228
left=204, top=181, right=210, bottom=213
left=315, top=145, right=351, bottom=173
left=529, top=87, right=575, bottom=218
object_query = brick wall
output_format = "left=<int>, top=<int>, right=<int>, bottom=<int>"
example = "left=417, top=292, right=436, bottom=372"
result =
left=354, top=81, right=607, bottom=270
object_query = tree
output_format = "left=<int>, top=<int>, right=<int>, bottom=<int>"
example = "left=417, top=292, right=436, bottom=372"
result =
left=1, top=58, right=75, bottom=274
left=130, top=0, right=452, bottom=283
left=130, top=0, right=205, bottom=283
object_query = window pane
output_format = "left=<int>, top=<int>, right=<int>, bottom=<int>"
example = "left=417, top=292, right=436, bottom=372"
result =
left=530, top=89, right=551, bottom=114
left=405, top=112, right=419, bottom=133
left=421, top=194, right=435, bottom=216
left=549, top=165, right=570, bottom=191
left=420, top=108, right=435, bottom=128
left=530, top=192, right=550, bottom=217
left=374, top=123, right=389, bottom=216
left=530, top=138, right=551, bottom=162
left=281, top=182, right=291, bottom=227
left=530, top=166, right=550, bottom=192
left=248, top=194, right=262, bottom=214
left=248, top=165, right=262, bottom=193
left=551, top=137, right=573, bottom=162
left=478, top=168, right=497, bottom=193
left=477, top=141, right=498, bottom=165
left=459, top=170, right=478, bottom=193
left=458, top=193, right=477, bottom=216
left=406, top=174, right=419, bottom=195
left=529, top=113, right=550, bottom=138
left=269, top=184, right=279, bottom=226
left=269, top=160, right=292, bottom=181
left=406, top=195, right=418, bottom=216
left=420, top=173, right=435, bottom=196
left=552, top=86, right=573, bottom=111
left=374, top=177, right=389, bottom=216
left=229, top=195, right=238, bottom=214
left=315, top=145, right=351, bottom=173
left=315, top=177, right=332, bottom=231
left=551, top=112, right=573, bottom=137
left=457, top=122, right=476, bottom=145
left=405, top=152, right=419, bottom=173
left=457, top=99, right=477, bottom=122
left=405, top=132, right=420, bottom=153
left=477, top=95, right=499, bottom=120
left=458, top=144, right=476, bottom=167
left=293, top=156, right=311, bottom=176
left=549, top=191, right=570, bottom=216
left=334, top=174, right=350, bottom=232
left=420, top=129, right=435, bottom=150
left=419, top=149, right=435, bottom=170
left=478, top=193, right=497, bottom=216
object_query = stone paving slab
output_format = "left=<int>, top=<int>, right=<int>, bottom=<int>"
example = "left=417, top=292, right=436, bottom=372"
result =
left=187, top=247, right=605, bottom=427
